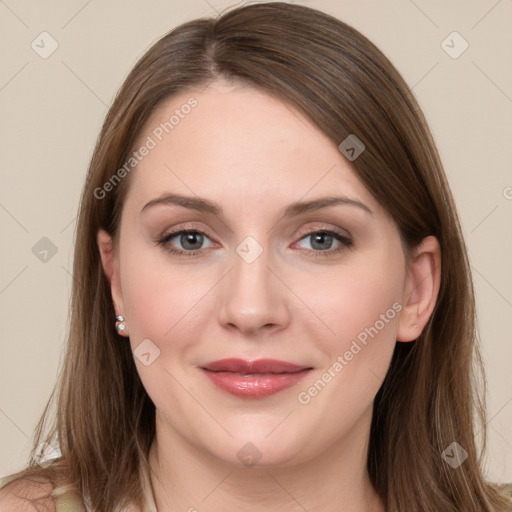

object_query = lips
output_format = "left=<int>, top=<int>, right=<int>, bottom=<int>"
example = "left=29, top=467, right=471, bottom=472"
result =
left=201, top=358, right=310, bottom=374
left=200, top=358, right=313, bottom=398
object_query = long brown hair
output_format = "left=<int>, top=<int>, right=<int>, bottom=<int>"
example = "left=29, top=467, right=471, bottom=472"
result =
left=4, top=2, right=511, bottom=511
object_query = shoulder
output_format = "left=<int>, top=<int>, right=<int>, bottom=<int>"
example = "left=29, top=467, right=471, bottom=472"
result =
left=0, top=475, right=55, bottom=512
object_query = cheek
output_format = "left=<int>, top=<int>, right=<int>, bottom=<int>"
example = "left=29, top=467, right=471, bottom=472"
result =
left=119, top=240, right=185, bottom=341
left=294, top=269, right=402, bottom=420
left=119, top=242, right=218, bottom=359
left=291, top=258, right=404, bottom=453
left=305, top=257, right=404, bottom=348
left=339, top=274, right=401, bottom=343
left=296, top=250, right=405, bottom=405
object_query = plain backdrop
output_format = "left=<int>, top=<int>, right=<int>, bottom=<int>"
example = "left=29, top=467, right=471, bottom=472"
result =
left=1, top=0, right=511, bottom=483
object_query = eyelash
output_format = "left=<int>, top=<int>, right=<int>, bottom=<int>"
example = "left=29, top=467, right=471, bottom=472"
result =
left=155, top=227, right=353, bottom=258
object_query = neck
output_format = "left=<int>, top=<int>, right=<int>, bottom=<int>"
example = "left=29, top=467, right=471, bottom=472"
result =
left=147, top=408, right=384, bottom=512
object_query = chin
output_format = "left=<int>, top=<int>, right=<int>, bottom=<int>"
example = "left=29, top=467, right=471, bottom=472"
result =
left=199, top=431, right=311, bottom=469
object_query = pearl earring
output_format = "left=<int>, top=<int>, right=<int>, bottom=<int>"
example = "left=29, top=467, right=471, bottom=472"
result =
left=115, top=315, right=128, bottom=336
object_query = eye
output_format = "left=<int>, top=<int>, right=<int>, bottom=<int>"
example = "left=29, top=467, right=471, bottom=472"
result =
left=156, top=229, right=214, bottom=256
left=294, top=229, right=353, bottom=257
left=156, top=227, right=353, bottom=258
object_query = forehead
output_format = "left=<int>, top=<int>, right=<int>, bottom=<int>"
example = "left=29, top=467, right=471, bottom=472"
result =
left=123, top=81, right=379, bottom=217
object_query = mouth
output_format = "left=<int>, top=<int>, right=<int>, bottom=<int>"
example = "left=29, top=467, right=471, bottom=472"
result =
left=199, top=358, right=313, bottom=398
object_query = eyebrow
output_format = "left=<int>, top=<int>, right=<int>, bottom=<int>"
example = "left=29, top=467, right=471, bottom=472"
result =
left=140, top=193, right=373, bottom=218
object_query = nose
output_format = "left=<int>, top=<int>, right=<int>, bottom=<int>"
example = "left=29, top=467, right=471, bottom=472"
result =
left=217, top=242, right=291, bottom=337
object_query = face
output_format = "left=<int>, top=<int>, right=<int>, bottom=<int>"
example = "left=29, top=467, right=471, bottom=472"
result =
left=99, top=79, right=418, bottom=468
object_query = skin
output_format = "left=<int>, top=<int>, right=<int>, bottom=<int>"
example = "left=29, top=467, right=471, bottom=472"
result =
left=98, top=79, right=441, bottom=512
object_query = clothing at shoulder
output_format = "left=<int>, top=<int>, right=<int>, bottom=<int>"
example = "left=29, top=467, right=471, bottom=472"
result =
left=2, top=474, right=512, bottom=510
left=0, top=473, right=86, bottom=512
left=0, top=461, right=157, bottom=512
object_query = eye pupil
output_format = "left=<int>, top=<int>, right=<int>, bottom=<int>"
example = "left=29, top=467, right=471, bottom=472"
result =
left=311, top=232, right=333, bottom=250
left=182, top=231, right=203, bottom=250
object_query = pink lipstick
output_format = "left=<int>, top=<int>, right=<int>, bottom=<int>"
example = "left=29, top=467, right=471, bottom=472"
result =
left=200, top=358, right=312, bottom=398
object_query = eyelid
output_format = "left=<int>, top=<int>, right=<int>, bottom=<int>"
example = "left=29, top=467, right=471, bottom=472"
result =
left=158, top=222, right=215, bottom=241
left=292, top=227, right=353, bottom=255
left=295, top=222, right=352, bottom=240
left=155, top=223, right=214, bottom=243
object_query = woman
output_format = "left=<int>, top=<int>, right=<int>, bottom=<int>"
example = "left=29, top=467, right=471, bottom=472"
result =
left=1, top=2, right=510, bottom=511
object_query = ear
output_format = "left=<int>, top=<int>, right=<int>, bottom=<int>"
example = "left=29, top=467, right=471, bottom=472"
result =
left=97, top=229, right=125, bottom=319
left=397, top=236, right=441, bottom=342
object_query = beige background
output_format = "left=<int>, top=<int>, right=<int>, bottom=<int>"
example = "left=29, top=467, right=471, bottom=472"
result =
left=1, top=0, right=511, bottom=482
